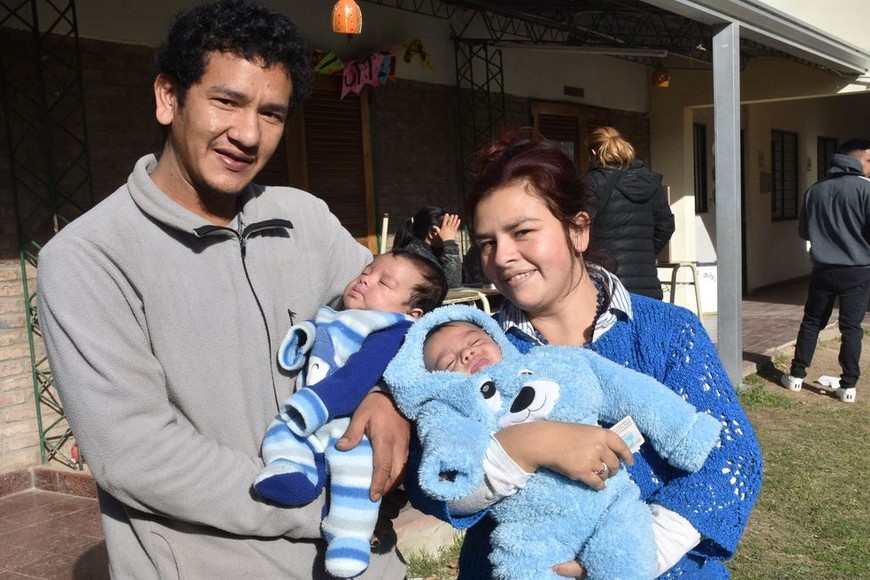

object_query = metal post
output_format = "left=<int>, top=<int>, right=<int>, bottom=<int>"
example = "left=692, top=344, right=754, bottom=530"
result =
left=712, top=22, right=743, bottom=387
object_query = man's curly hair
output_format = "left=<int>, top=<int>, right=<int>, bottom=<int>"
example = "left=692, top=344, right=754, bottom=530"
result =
left=154, top=0, right=312, bottom=111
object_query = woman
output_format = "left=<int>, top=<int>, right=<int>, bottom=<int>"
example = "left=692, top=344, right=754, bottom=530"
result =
left=584, top=126, right=675, bottom=299
left=392, top=206, right=463, bottom=288
left=405, top=129, right=762, bottom=579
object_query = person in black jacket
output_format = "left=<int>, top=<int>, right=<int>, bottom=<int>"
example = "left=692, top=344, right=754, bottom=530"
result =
left=583, top=126, right=675, bottom=299
left=780, top=138, right=870, bottom=404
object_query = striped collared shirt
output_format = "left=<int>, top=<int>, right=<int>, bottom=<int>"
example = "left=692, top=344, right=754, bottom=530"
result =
left=495, top=263, right=633, bottom=345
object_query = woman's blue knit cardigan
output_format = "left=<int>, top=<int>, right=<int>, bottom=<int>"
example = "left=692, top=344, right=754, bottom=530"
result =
left=405, top=294, right=764, bottom=579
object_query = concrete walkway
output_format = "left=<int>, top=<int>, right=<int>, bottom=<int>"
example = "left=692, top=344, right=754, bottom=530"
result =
left=703, top=275, right=870, bottom=378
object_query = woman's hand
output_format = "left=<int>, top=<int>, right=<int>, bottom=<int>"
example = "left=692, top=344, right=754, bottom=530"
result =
left=553, top=560, right=586, bottom=578
left=494, top=421, right=633, bottom=490
left=433, top=213, right=461, bottom=244
left=337, top=391, right=411, bottom=501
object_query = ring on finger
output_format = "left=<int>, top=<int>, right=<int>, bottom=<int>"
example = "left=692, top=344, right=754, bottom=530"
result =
left=594, top=461, right=609, bottom=477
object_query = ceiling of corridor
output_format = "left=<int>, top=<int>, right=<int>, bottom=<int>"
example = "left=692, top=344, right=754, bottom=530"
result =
left=362, top=0, right=857, bottom=72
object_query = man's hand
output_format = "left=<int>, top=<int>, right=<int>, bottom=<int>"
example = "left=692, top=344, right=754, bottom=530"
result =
left=337, top=391, right=410, bottom=501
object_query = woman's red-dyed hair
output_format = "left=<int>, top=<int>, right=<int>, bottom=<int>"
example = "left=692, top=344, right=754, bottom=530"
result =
left=465, top=128, right=607, bottom=266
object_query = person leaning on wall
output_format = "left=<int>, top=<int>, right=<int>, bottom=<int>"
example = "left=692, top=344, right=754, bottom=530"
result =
left=583, top=126, right=675, bottom=299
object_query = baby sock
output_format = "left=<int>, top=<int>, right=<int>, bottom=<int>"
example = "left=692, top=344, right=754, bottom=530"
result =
left=254, top=421, right=327, bottom=505
left=322, top=431, right=380, bottom=578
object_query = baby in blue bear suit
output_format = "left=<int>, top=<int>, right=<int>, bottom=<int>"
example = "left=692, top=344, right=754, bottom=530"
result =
left=384, top=305, right=723, bottom=580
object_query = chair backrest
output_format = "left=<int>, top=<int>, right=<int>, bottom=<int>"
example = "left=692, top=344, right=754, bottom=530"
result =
left=378, top=212, right=389, bottom=254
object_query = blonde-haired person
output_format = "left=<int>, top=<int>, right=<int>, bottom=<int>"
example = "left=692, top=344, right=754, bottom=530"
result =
left=584, top=126, right=675, bottom=299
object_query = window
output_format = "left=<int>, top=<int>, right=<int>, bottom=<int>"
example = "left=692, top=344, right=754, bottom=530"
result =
left=817, top=136, right=838, bottom=181
left=531, top=101, right=607, bottom=175
left=693, top=123, right=708, bottom=214
left=771, top=130, right=799, bottom=220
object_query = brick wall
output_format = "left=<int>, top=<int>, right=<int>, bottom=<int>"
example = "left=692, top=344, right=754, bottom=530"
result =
left=370, top=79, right=464, bottom=229
left=0, top=31, right=159, bottom=474
left=370, top=81, right=533, bottom=242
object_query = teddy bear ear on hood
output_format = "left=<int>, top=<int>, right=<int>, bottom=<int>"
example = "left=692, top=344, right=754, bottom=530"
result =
left=383, top=305, right=520, bottom=414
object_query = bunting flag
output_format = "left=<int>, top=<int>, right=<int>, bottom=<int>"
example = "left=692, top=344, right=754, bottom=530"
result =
left=341, top=51, right=396, bottom=99
left=312, top=50, right=345, bottom=76
left=402, top=37, right=433, bottom=69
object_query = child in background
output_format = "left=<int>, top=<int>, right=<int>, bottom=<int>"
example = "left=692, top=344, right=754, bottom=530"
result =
left=254, top=248, right=447, bottom=579
left=393, top=206, right=463, bottom=287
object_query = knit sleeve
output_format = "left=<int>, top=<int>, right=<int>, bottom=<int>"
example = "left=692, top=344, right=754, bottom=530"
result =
left=438, top=240, right=463, bottom=288
left=648, top=310, right=763, bottom=559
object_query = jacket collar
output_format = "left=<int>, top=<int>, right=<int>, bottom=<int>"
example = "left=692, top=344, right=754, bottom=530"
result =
left=127, top=154, right=293, bottom=237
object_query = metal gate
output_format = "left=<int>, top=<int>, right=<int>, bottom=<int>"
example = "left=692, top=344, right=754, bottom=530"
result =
left=0, top=0, right=93, bottom=468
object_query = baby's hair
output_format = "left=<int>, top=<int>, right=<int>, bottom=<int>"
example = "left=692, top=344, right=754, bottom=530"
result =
left=390, top=248, right=448, bottom=313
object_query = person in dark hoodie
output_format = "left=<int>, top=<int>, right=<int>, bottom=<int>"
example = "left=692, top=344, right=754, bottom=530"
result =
left=584, top=126, right=675, bottom=299
left=781, top=138, right=870, bottom=404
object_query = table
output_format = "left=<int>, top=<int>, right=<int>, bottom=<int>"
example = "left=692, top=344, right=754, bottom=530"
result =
left=444, top=286, right=501, bottom=314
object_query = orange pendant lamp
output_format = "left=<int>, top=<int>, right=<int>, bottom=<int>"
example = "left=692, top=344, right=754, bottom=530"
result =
left=332, top=0, right=362, bottom=37
left=650, top=65, right=670, bottom=88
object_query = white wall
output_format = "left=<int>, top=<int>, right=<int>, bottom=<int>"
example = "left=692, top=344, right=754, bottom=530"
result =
left=652, top=55, right=870, bottom=300
left=502, top=50, right=650, bottom=112
left=743, top=92, right=870, bottom=288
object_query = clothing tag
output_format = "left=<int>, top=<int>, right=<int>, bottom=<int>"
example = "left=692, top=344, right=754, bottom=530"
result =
left=610, top=415, right=644, bottom=453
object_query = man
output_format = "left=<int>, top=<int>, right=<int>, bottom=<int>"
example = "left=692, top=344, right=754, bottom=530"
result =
left=36, top=1, right=409, bottom=577
left=781, top=138, right=870, bottom=403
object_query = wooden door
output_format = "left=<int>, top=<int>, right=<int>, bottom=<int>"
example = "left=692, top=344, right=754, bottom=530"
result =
left=258, top=75, right=377, bottom=252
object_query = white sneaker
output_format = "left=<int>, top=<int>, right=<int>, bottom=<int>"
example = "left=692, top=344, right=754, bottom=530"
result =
left=837, top=387, right=856, bottom=403
left=780, top=374, right=803, bottom=392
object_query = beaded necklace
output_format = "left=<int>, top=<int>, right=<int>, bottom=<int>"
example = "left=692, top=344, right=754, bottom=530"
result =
left=586, top=275, right=608, bottom=349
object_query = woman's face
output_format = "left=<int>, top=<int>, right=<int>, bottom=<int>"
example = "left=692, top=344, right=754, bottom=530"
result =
left=473, top=183, right=588, bottom=317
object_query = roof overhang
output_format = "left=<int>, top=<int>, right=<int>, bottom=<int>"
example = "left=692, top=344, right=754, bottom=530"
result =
left=645, top=0, right=870, bottom=75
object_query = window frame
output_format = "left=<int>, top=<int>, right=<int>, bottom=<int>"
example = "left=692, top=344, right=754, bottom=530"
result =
left=770, top=129, right=799, bottom=221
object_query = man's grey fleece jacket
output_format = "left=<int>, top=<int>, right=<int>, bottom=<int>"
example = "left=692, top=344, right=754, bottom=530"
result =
left=36, top=155, right=406, bottom=579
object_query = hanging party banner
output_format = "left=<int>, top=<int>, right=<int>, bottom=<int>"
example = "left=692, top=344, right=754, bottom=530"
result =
left=309, top=38, right=433, bottom=100
left=341, top=51, right=395, bottom=99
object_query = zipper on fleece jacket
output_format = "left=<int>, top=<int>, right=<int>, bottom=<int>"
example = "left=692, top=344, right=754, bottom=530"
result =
left=194, top=218, right=294, bottom=410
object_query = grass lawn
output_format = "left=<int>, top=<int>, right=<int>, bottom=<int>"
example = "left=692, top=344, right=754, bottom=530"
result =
left=730, top=344, right=870, bottom=579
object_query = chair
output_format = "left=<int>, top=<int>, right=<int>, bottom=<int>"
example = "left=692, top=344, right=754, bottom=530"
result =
left=378, top=212, right=389, bottom=254
left=657, top=261, right=703, bottom=320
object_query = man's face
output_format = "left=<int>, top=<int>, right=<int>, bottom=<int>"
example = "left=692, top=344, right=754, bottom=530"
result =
left=152, top=51, right=292, bottom=210
left=857, top=149, right=870, bottom=177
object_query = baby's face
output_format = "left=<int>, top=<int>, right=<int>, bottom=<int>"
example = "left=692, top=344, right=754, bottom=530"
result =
left=342, top=253, right=422, bottom=314
left=423, top=321, right=503, bottom=374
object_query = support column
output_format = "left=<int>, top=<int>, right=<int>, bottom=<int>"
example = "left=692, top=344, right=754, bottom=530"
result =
left=712, top=22, right=743, bottom=387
